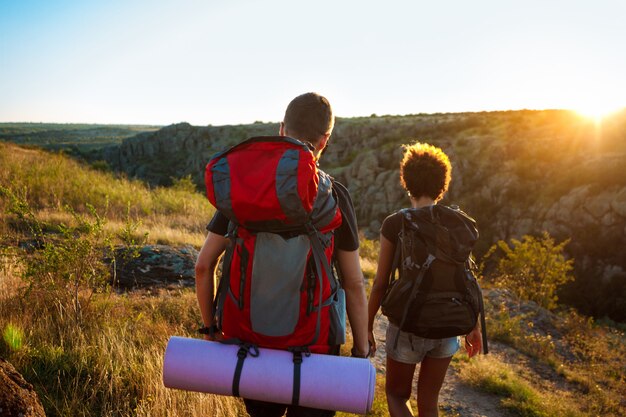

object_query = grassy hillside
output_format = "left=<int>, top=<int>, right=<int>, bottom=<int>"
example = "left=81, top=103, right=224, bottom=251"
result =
left=1, top=143, right=624, bottom=416
left=0, top=122, right=160, bottom=157
left=0, top=142, right=212, bottom=247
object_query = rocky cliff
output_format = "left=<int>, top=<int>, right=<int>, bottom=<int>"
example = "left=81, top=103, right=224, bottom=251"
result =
left=99, top=110, right=626, bottom=321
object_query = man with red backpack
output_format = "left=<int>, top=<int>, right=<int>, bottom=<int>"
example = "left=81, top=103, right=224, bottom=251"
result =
left=195, top=92, right=369, bottom=417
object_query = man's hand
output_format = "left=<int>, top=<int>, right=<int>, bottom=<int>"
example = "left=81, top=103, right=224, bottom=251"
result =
left=204, top=332, right=224, bottom=342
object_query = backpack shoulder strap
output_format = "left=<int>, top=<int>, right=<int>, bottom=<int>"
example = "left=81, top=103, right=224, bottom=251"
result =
left=392, top=253, right=436, bottom=349
left=388, top=210, right=406, bottom=286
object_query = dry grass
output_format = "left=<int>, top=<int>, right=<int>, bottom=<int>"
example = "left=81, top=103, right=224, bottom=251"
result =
left=0, top=264, right=244, bottom=416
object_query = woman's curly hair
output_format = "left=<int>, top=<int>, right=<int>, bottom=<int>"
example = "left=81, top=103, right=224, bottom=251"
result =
left=400, top=142, right=451, bottom=201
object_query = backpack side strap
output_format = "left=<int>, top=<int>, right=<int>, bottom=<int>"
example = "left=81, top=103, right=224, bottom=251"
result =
left=303, top=222, right=332, bottom=348
left=393, top=254, right=436, bottom=350
left=477, top=281, right=489, bottom=354
left=389, top=238, right=402, bottom=286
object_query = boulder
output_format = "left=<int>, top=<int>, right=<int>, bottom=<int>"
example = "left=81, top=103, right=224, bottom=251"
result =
left=0, top=358, right=46, bottom=417
left=112, top=245, right=198, bottom=289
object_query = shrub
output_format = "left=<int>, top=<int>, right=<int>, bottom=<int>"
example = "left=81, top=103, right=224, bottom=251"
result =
left=482, top=232, right=574, bottom=310
left=1, top=186, right=113, bottom=324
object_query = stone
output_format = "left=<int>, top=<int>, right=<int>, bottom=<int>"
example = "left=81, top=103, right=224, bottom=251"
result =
left=112, top=245, right=198, bottom=289
left=601, top=211, right=618, bottom=227
left=583, top=193, right=611, bottom=219
left=353, top=151, right=380, bottom=181
left=0, top=358, right=46, bottom=417
left=611, top=187, right=626, bottom=218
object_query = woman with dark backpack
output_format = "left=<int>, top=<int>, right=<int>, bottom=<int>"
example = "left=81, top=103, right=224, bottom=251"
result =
left=367, top=142, right=483, bottom=417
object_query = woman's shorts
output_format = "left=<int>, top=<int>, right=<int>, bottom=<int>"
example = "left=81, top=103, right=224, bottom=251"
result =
left=386, top=322, right=460, bottom=364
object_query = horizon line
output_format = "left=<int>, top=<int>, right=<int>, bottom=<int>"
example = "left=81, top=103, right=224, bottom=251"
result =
left=0, top=107, right=593, bottom=128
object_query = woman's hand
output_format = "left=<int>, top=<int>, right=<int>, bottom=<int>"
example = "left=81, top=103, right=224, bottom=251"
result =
left=367, top=330, right=377, bottom=357
left=465, top=326, right=483, bottom=358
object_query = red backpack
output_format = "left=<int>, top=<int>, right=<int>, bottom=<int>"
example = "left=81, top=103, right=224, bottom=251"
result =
left=205, top=136, right=344, bottom=355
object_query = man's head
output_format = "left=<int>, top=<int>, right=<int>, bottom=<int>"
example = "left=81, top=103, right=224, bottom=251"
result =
left=400, top=142, right=451, bottom=202
left=280, top=92, right=334, bottom=156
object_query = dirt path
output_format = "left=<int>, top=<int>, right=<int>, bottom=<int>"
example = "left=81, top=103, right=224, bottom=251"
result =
left=369, top=314, right=513, bottom=417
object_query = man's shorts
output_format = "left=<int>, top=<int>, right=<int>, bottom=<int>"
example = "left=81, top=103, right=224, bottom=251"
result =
left=386, top=322, right=460, bottom=364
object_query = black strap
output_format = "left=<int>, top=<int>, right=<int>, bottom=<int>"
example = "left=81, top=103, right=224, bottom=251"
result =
left=389, top=237, right=402, bottom=286
left=477, top=281, right=489, bottom=354
left=231, top=343, right=259, bottom=397
left=197, top=325, right=219, bottom=337
left=291, top=351, right=304, bottom=405
left=212, top=223, right=239, bottom=331
left=393, top=254, right=436, bottom=350
left=213, top=235, right=236, bottom=329
left=232, top=347, right=247, bottom=397
left=302, top=222, right=336, bottom=348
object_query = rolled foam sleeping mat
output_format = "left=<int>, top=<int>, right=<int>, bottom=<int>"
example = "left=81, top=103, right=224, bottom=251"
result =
left=163, top=336, right=376, bottom=414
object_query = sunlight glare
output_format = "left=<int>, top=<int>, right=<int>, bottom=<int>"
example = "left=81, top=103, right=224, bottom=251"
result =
left=573, top=100, right=625, bottom=122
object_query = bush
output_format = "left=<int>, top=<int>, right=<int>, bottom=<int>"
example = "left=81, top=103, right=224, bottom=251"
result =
left=1, top=186, right=114, bottom=324
left=482, top=232, right=574, bottom=310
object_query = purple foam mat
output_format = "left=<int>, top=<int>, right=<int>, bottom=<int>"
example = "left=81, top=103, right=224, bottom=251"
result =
left=163, top=336, right=375, bottom=414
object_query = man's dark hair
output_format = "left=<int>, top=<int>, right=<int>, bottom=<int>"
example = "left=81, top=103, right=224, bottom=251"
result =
left=400, top=142, right=451, bottom=201
left=283, top=92, right=334, bottom=142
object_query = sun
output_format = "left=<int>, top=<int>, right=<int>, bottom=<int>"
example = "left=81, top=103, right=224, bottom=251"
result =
left=572, top=100, right=625, bottom=122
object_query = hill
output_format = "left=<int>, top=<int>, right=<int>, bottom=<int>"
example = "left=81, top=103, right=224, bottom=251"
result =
left=94, top=111, right=626, bottom=322
left=0, top=122, right=160, bottom=156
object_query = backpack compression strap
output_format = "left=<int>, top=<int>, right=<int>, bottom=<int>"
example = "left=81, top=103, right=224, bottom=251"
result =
left=231, top=342, right=259, bottom=397
left=303, top=222, right=337, bottom=348
left=282, top=223, right=335, bottom=407
left=393, top=254, right=436, bottom=350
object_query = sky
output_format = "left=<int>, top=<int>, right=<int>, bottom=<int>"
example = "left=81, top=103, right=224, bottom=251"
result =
left=1, top=0, right=625, bottom=126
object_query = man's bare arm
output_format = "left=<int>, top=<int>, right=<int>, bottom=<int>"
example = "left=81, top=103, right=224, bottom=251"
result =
left=195, top=232, right=228, bottom=339
left=335, top=248, right=369, bottom=357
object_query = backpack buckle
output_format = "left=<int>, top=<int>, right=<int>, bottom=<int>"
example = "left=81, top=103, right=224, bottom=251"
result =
left=237, top=343, right=259, bottom=359
left=423, top=254, right=436, bottom=269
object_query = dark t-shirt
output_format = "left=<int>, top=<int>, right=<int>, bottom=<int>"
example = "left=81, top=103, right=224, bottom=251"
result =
left=207, top=181, right=359, bottom=251
left=380, top=210, right=405, bottom=246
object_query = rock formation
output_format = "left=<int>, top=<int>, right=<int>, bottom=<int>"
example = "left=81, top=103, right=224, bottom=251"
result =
left=112, top=245, right=198, bottom=289
left=0, top=358, right=46, bottom=417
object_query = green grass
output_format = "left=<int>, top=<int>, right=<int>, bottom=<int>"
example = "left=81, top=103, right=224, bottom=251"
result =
left=0, top=142, right=213, bottom=247
left=457, top=356, right=583, bottom=417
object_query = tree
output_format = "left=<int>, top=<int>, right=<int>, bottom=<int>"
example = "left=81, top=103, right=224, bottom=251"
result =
left=483, top=232, right=574, bottom=310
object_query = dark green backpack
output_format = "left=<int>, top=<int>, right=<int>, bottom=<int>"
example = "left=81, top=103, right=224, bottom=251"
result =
left=381, top=205, right=488, bottom=353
